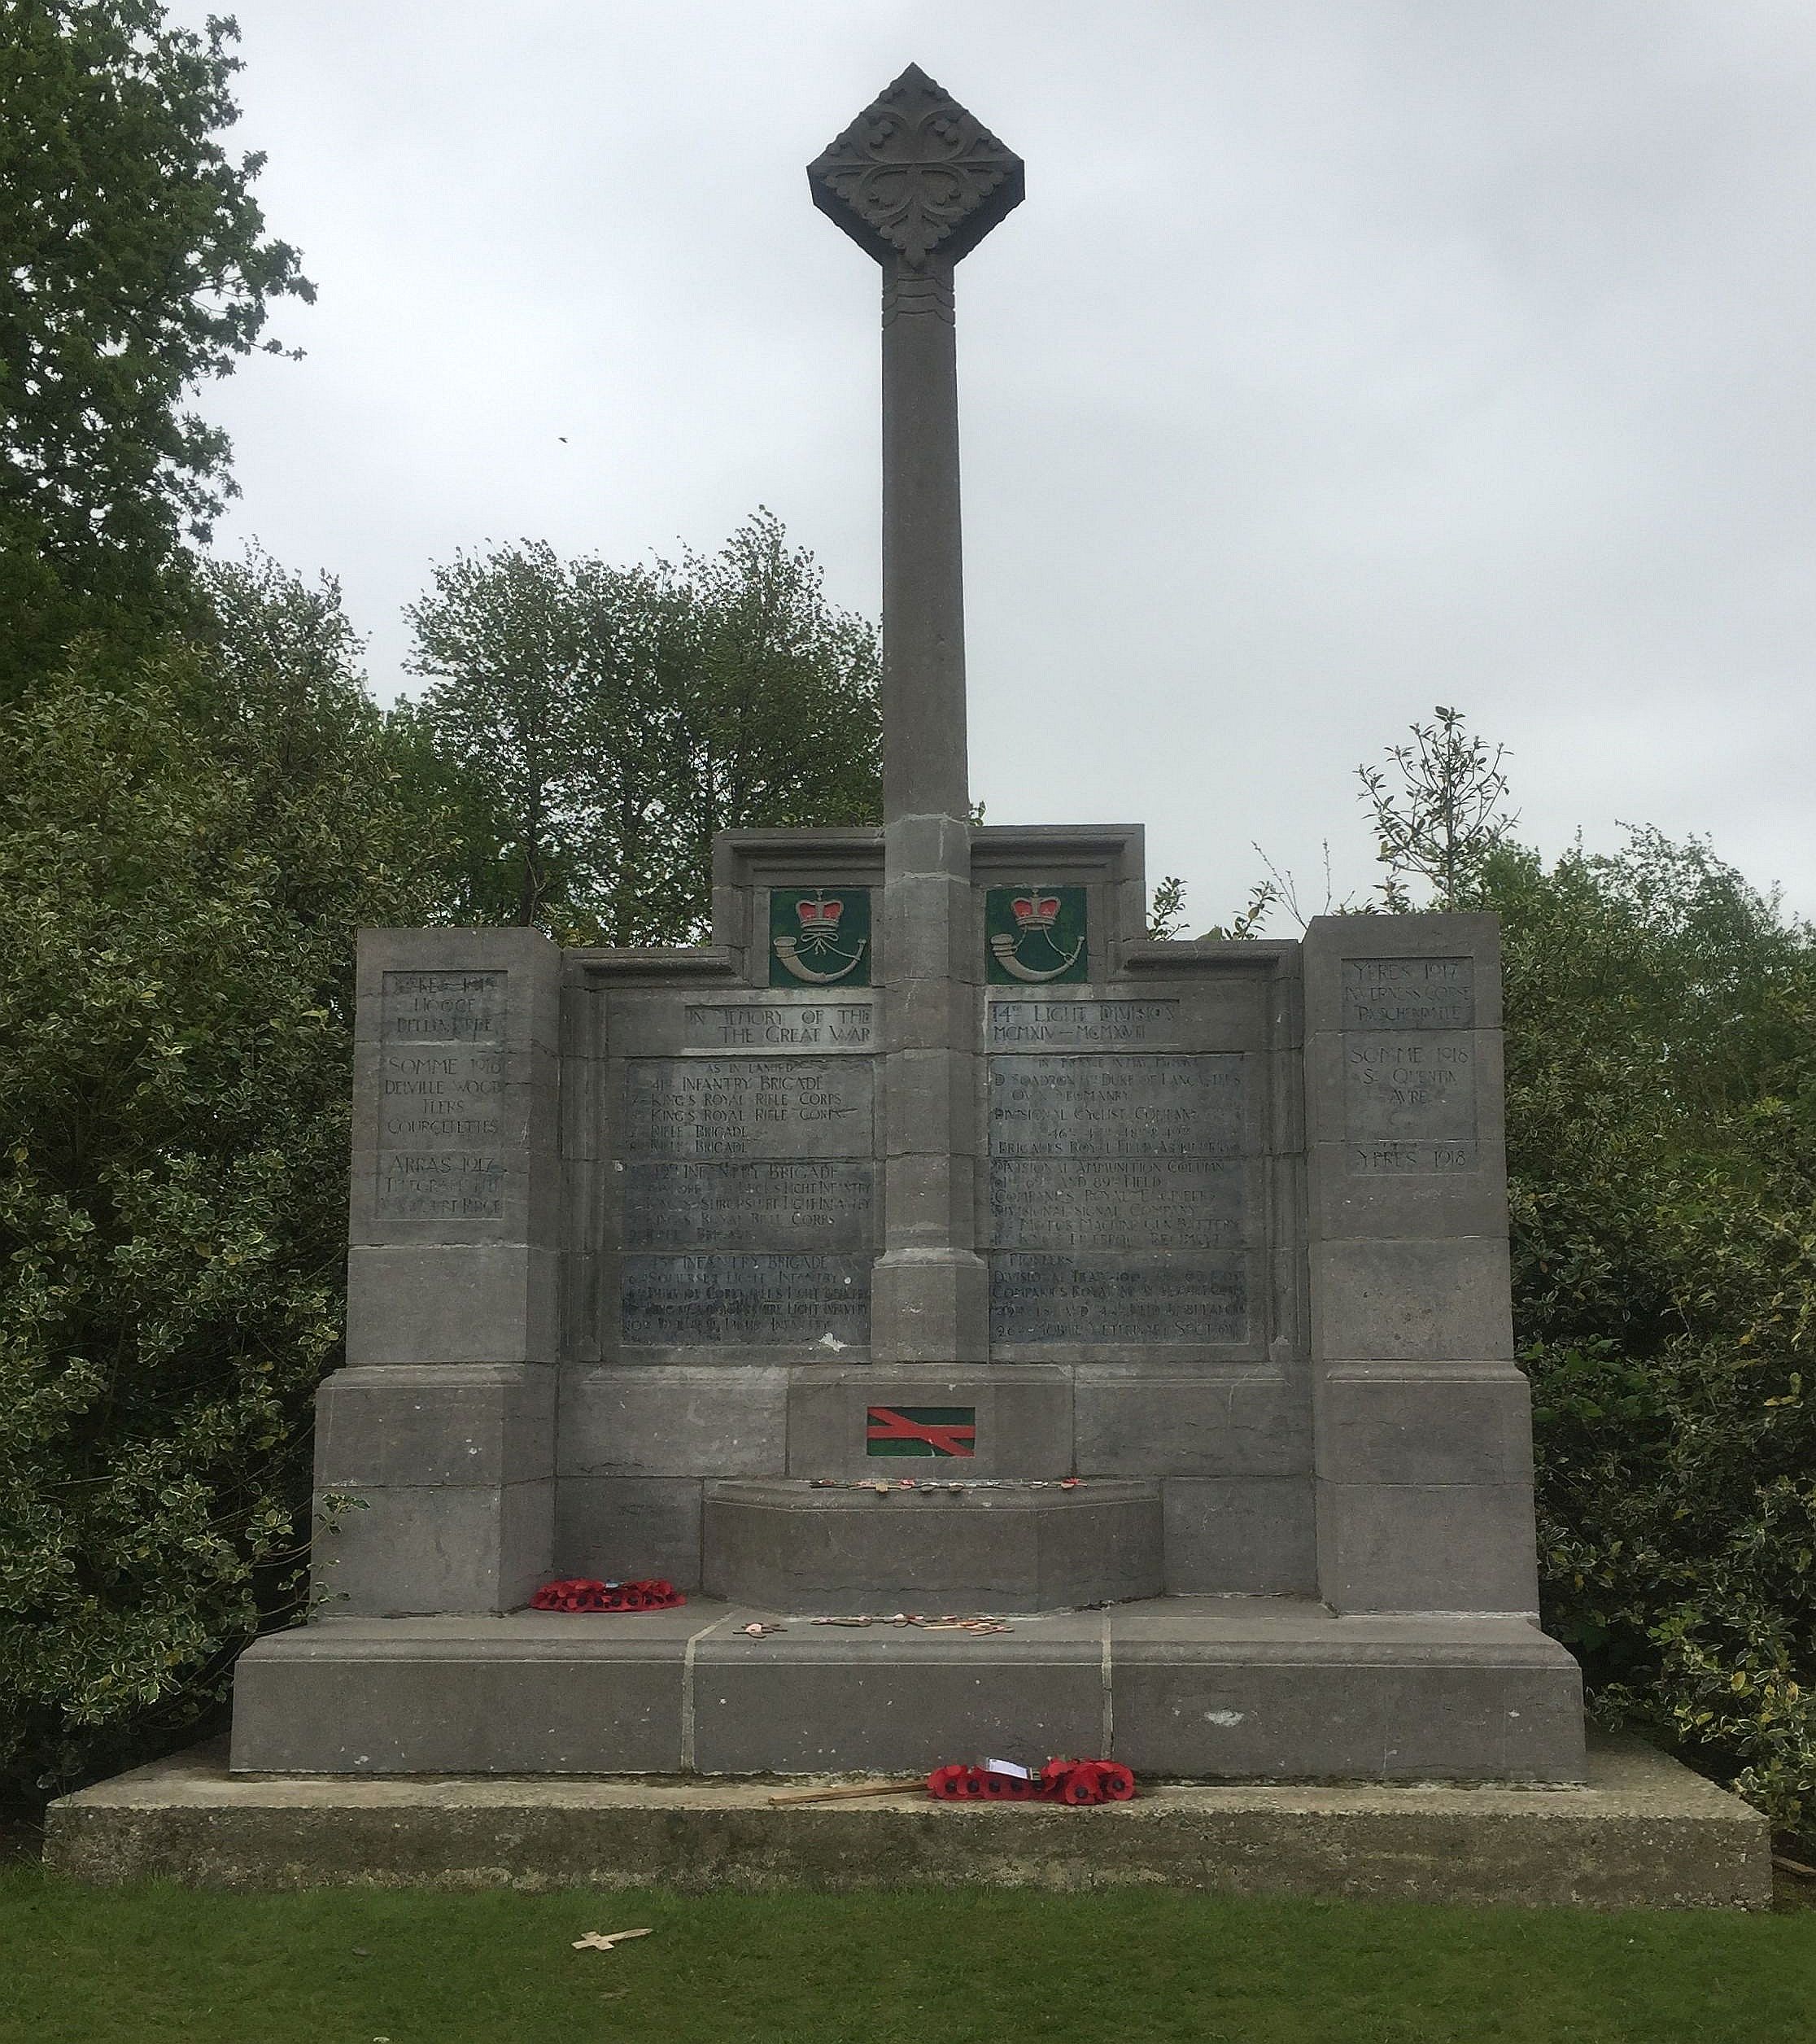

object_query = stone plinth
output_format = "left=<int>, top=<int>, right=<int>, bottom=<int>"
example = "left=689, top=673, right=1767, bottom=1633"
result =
left=227, top=1596, right=1584, bottom=1782
left=701, top=1479, right=1163, bottom=1613
left=46, top=1736, right=1768, bottom=1908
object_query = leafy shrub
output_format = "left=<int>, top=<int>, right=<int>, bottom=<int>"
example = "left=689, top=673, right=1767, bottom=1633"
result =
left=1488, top=830, right=1816, bottom=1828
left=0, top=560, right=439, bottom=1802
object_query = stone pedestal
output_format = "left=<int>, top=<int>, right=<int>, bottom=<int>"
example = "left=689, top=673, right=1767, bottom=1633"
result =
left=312, top=928, right=562, bottom=1618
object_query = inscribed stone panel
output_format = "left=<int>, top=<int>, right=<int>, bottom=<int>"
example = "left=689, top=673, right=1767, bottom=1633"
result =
left=988, top=999, right=1181, bottom=1048
left=377, top=970, right=508, bottom=1221
left=990, top=1252, right=1248, bottom=1345
left=621, top=1252, right=871, bottom=1345
left=1341, top=956, right=1474, bottom=1030
left=623, top=1058, right=874, bottom=1160
left=988, top=1054, right=1248, bottom=1159
left=683, top=1001, right=875, bottom=1050
left=623, top=1160, right=875, bottom=1251
left=1344, top=1031, right=1479, bottom=1175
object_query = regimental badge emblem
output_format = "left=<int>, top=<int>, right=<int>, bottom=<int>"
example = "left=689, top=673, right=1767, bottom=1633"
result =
left=769, top=887, right=873, bottom=987
left=984, top=885, right=1088, bottom=985
left=866, top=1405, right=976, bottom=1457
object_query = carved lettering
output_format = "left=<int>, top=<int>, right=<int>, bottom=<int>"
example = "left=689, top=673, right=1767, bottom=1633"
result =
left=683, top=1002, right=874, bottom=1050
left=1341, top=956, right=1474, bottom=1030
left=621, top=1252, right=871, bottom=1345
left=377, top=971, right=509, bottom=1218
left=623, top=1160, right=875, bottom=1251
left=987, top=998, right=1181, bottom=1047
left=624, top=1058, right=874, bottom=1160
left=1344, top=1030, right=1479, bottom=1174
left=989, top=1252, right=1248, bottom=1346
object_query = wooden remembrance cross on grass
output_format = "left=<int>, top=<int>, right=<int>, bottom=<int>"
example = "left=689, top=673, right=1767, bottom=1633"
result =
left=808, top=65, right=1024, bottom=1366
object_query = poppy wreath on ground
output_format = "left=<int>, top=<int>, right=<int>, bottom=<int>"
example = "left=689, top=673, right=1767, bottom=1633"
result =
left=926, top=1759, right=1135, bottom=1805
left=529, top=1578, right=685, bottom=1613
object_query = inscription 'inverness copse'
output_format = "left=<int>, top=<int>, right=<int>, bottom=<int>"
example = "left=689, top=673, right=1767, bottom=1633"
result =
left=377, top=971, right=508, bottom=1220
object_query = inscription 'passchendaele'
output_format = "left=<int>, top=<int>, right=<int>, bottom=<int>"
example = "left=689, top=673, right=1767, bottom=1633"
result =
left=377, top=971, right=508, bottom=1220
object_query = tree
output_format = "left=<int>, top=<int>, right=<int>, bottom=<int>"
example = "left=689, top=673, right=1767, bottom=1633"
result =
left=405, top=511, right=881, bottom=944
left=1359, top=705, right=1517, bottom=908
left=0, top=0, right=311, bottom=687
left=0, top=553, right=441, bottom=1802
left=1483, top=830, right=1816, bottom=1830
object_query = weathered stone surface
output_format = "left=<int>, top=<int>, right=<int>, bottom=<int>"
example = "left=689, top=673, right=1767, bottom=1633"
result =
left=990, top=1251, right=1251, bottom=1347
left=702, top=1479, right=1162, bottom=1612
left=558, top=1365, right=789, bottom=1479
left=622, top=1058, right=874, bottom=1160
left=553, top=1474, right=705, bottom=1586
left=1316, top=1478, right=1542, bottom=1615
left=46, top=1733, right=1766, bottom=1906
left=312, top=1480, right=552, bottom=1618
left=621, top=1252, right=871, bottom=1347
left=622, top=1160, right=875, bottom=1251
left=1163, top=1476, right=1318, bottom=1595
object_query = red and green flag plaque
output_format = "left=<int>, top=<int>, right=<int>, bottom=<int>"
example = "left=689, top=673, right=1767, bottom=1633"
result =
left=866, top=1405, right=976, bottom=1457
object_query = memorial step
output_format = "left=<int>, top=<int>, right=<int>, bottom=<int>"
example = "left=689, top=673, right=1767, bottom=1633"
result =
left=701, top=1477, right=1163, bottom=1614
left=229, top=1597, right=1586, bottom=1782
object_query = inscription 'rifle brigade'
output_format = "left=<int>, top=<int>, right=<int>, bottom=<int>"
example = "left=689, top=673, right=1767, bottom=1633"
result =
left=770, top=887, right=872, bottom=988
left=986, top=884, right=1088, bottom=985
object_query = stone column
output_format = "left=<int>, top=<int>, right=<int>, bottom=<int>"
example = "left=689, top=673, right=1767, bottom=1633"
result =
left=808, top=67, right=1024, bottom=1366
left=1302, top=914, right=1541, bottom=1614
left=312, top=927, right=561, bottom=1615
left=871, top=251, right=987, bottom=1363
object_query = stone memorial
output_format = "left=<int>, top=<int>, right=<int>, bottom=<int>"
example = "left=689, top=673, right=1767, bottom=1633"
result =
left=229, top=65, right=1586, bottom=1783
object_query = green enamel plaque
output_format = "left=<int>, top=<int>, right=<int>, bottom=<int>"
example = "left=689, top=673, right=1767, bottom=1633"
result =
left=769, top=888, right=872, bottom=989
left=985, top=885, right=1088, bottom=985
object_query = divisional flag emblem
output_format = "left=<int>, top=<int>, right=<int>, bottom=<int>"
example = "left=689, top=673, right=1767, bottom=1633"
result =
left=865, top=1406, right=976, bottom=1457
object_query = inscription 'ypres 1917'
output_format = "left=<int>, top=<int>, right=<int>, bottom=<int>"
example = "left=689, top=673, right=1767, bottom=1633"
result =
left=1342, top=956, right=1474, bottom=1030
left=377, top=971, right=508, bottom=1219
left=623, top=1058, right=873, bottom=1160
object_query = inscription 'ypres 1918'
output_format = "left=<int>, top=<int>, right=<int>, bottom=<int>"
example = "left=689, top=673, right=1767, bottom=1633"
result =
left=1342, top=956, right=1474, bottom=1030
left=623, top=1058, right=874, bottom=1160
left=377, top=971, right=508, bottom=1220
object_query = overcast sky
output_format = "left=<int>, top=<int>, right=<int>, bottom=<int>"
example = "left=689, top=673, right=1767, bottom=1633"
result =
left=172, top=1, right=1816, bottom=927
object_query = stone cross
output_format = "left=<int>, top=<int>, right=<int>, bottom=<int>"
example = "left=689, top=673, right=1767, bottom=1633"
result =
left=809, top=67, right=1024, bottom=1364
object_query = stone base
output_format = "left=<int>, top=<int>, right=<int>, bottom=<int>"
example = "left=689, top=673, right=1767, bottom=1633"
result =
left=44, top=1735, right=1768, bottom=1908
left=702, top=1478, right=1163, bottom=1612
left=228, top=1596, right=1586, bottom=1781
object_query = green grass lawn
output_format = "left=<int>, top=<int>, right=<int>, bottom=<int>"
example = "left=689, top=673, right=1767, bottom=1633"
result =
left=4, top=1867, right=1816, bottom=2044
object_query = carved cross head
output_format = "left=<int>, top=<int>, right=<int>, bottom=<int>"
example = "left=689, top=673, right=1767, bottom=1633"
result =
left=808, top=63, right=1024, bottom=269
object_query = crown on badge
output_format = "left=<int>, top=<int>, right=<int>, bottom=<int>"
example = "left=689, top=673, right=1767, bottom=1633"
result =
left=1011, top=893, right=1061, bottom=932
left=797, top=894, right=844, bottom=928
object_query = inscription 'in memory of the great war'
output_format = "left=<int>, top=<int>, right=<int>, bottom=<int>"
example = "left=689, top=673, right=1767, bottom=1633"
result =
left=683, top=1002, right=873, bottom=1050
left=987, top=1053, right=1255, bottom=1343
left=376, top=971, right=507, bottom=1220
